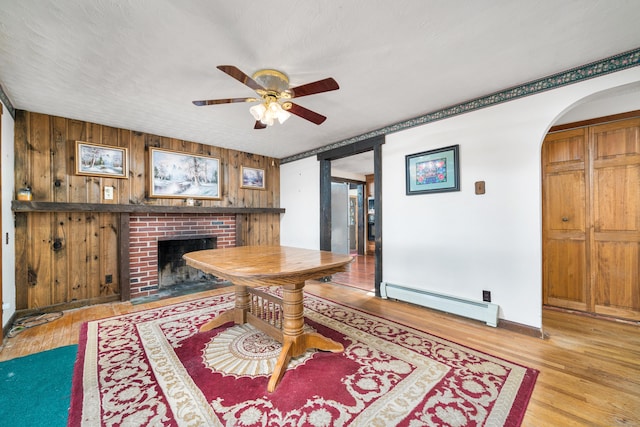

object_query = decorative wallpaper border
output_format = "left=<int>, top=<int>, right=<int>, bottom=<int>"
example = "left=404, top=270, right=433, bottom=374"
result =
left=0, top=84, right=15, bottom=119
left=281, top=47, right=640, bottom=164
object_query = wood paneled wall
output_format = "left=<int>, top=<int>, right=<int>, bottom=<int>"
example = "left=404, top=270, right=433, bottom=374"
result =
left=13, top=111, right=281, bottom=310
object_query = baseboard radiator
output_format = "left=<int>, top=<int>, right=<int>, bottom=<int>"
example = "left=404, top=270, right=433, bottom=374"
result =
left=380, top=282, right=499, bottom=327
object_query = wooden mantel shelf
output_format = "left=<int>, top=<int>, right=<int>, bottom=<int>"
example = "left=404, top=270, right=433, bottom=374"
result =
left=12, top=200, right=285, bottom=214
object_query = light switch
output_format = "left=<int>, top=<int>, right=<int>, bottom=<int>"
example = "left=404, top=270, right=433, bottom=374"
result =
left=104, top=186, right=114, bottom=200
left=475, top=181, right=485, bottom=195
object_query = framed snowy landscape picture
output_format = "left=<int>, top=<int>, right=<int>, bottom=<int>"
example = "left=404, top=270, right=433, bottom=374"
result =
left=149, top=147, right=220, bottom=199
left=76, top=141, right=128, bottom=178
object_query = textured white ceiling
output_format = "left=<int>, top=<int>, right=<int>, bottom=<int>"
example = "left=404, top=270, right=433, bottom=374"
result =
left=1, top=0, right=639, bottom=160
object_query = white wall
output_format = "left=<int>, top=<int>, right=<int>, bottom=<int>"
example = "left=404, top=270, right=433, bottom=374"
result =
left=280, top=66, right=640, bottom=329
left=383, top=97, right=550, bottom=328
left=2, top=101, right=16, bottom=329
left=280, top=156, right=320, bottom=249
left=332, top=169, right=366, bottom=182
left=555, top=81, right=640, bottom=124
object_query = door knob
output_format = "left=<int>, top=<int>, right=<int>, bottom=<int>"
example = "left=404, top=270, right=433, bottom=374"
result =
left=561, top=217, right=569, bottom=222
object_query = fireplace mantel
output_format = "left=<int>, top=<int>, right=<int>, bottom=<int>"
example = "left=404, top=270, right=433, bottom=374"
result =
left=13, top=201, right=283, bottom=302
left=12, top=201, right=285, bottom=214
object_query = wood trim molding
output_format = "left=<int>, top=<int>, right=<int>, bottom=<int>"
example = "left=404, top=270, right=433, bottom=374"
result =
left=283, top=48, right=640, bottom=165
left=498, top=318, right=545, bottom=339
left=0, top=85, right=14, bottom=118
left=548, top=109, right=640, bottom=133
left=12, top=201, right=285, bottom=214
left=373, top=142, right=382, bottom=296
left=118, top=214, right=130, bottom=301
left=0, top=99, right=2, bottom=343
left=319, top=159, right=332, bottom=251
left=235, top=215, right=244, bottom=247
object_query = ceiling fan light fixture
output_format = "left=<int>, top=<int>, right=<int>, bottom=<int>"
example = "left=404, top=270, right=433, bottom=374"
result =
left=252, top=69, right=290, bottom=93
left=249, top=103, right=266, bottom=121
left=277, top=110, right=291, bottom=124
left=194, top=65, right=338, bottom=129
left=270, top=101, right=291, bottom=124
left=262, top=115, right=275, bottom=126
left=250, top=100, right=291, bottom=126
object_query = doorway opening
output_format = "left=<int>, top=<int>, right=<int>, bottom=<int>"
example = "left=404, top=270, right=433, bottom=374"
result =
left=318, top=135, right=384, bottom=296
left=330, top=180, right=365, bottom=256
left=329, top=179, right=375, bottom=292
left=542, top=80, right=640, bottom=326
left=542, top=110, right=640, bottom=323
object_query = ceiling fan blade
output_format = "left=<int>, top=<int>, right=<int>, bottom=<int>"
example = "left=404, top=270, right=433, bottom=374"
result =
left=290, top=78, right=339, bottom=98
left=217, top=65, right=265, bottom=91
left=287, top=103, right=327, bottom=125
left=193, top=97, right=258, bottom=106
left=254, top=121, right=267, bottom=130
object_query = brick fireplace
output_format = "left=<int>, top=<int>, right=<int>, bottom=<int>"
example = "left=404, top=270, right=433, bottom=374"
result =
left=128, top=213, right=236, bottom=298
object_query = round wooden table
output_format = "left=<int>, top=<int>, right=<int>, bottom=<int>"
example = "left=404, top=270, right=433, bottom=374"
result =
left=183, top=245, right=354, bottom=392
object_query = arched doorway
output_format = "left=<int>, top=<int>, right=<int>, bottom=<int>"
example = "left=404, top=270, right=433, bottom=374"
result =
left=542, top=86, right=640, bottom=322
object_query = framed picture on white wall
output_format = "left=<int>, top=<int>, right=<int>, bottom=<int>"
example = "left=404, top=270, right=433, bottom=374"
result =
left=406, top=144, right=459, bottom=195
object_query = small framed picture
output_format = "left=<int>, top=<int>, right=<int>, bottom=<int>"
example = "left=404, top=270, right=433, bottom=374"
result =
left=240, top=166, right=265, bottom=190
left=406, top=145, right=460, bottom=195
left=75, top=141, right=128, bottom=178
left=149, top=147, right=221, bottom=199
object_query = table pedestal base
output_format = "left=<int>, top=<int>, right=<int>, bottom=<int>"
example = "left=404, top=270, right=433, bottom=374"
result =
left=199, top=282, right=344, bottom=392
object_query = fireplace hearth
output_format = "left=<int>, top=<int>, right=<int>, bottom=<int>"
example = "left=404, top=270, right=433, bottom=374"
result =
left=158, top=236, right=217, bottom=288
left=128, top=213, right=237, bottom=298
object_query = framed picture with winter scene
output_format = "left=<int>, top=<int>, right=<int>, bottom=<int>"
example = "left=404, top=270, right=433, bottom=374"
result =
left=148, top=147, right=220, bottom=199
left=75, top=141, right=128, bottom=178
left=240, top=166, right=266, bottom=190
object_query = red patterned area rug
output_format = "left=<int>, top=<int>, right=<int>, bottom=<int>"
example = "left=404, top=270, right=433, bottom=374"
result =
left=69, top=292, right=537, bottom=426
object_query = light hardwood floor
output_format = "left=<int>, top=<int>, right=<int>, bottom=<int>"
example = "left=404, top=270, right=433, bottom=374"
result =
left=331, top=254, right=375, bottom=292
left=1, top=281, right=639, bottom=426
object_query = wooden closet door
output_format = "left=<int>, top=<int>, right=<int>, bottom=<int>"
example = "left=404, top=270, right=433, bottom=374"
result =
left=590, top=118, right=640, bottom=320
left=542, top=129, right=589, bottom=311
left=543, top=117, right=640, bottom=321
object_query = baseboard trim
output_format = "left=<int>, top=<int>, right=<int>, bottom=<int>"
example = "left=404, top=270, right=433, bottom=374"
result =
left=1, top=312, right=18, bottom=346
left=543, top=305, right=640, bottom=326
left=499, top=319, right=545, bottom=339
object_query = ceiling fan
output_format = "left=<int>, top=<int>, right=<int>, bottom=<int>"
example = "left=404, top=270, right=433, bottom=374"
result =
left=193, top=65, right=339, bottom=129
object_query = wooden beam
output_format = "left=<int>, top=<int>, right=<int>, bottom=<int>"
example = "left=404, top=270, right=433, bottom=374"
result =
left=316, top=135, right=384, bottom=161
left=12, top=201, right=285, bottom=215
left=119, top=213, right=130, bottom=301
left=548, top=109, right=640, bottom=133
left=319, top=159, right=332, bottom=251
left=373, top=143, right=383, bottom=297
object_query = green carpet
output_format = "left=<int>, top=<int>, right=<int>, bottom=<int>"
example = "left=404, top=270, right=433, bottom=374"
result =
left=0, top=345, right=77, bottom=426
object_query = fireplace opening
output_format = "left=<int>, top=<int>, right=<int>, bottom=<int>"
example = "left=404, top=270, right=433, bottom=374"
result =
left=158, top=236, right=217, bottom=289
